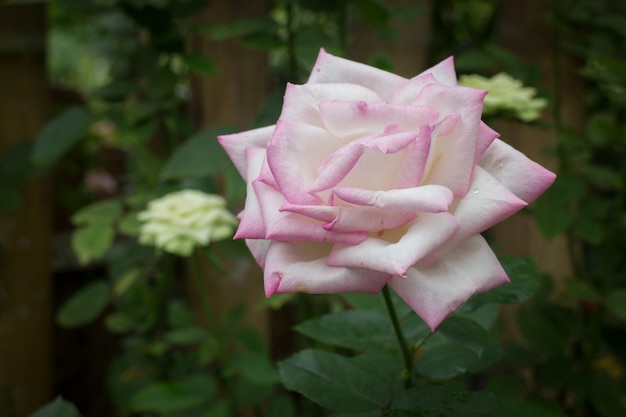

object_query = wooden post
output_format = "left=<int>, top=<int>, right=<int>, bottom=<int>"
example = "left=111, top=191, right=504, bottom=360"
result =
left=0, top=2, right=53, bottom=414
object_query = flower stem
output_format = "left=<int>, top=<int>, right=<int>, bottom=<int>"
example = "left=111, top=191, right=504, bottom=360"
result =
left=191, top=251, right=242, bottom=417
left=382, top=285, right=413, bottom=388
left=191, top=251, right=218, bottom=331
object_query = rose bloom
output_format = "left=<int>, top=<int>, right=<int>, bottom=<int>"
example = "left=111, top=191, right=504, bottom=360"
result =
left=457, top=73, right=548, bottom=122
left=219, top=49, right=555, bottom=330
left=138, top=189, right=237, bottom=257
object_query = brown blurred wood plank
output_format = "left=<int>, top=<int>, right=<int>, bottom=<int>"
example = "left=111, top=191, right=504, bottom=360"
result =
left=491, top=0, right=579, bottom=283
left=0, top=2, right=53, bottom=415
left=187, top=0, right=272, bottom=336
left=189, top=0, right=273, bottom=129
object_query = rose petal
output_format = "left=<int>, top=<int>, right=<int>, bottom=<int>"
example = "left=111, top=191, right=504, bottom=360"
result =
left=416, top=56, right=457, bottom=86
left=327, top=212, right=459, bottom=277
left=420, top=166, right=527, bottom=264
left=245, top=239, right=270, bottom=268
left=309, top=130, right=424, bottom=194
left=319, top=100, right=439, bottom=139
left=252, top=179, right=367, bottom=245
left=263, top=241, right=390, bottom=296
left=389, top=234, right=509, bottom=331
left=391, top=73, right=440, bottom=105
left=218, top=125, right=274, bottom=178
left=234, top=147, right=268, bottom=239
left=418, top=84, right=488, bottom=196
left=474, top=121, right=500, bottom=165
left=280, top=202, right=416, bottom=233
left=266, top=120, right=342, bottom=204
left=479, top=138, right=557, bottom=203
left=307, top=48, right=407, bottom=100
left=280, top=83, right=382, bottom=128
left=333, top=184, right=454, bottom=213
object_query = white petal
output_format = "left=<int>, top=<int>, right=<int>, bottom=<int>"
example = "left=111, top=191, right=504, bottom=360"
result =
left=389, top=234, right=509, bottom=331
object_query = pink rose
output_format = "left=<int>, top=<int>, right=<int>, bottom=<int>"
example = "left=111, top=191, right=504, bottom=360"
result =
left=219, top=49, right=555, bottom=330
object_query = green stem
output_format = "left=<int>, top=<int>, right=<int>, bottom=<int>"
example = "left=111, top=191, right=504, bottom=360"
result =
left=191, top=251, right=242, bottom=417
left=382, top=285, right=413, bottom=388
left=191, top=251, right=218, bottom=331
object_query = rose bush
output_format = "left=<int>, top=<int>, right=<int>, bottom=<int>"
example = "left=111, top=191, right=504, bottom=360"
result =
left=219, top=49, right=555, bottom=330
left=138, top=189, right=237, bottom=257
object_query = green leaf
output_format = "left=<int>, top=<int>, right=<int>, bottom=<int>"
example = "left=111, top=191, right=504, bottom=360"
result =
left=0, top=142, right=43, bottom=182
left=588, top=369, right=626, bottom=417
left=342, top=291, right=411, bottom=317
left=32, top=106, right=92, bottom=167
left=233, top=379, right=275, bottom=406
left=124, top=102, right=157, bottom=126
left=331, top=412, right=379, bottom=417
left=586, top=112, right=617, bottom=147
left=580, top=165, right=622, bottom=190
left=129, top=374, right=217, bottom=413
left=565, top=279, right=602, bottom=302
left=209, top=17, right=276, bottom=40
left=205, top=400, right=229, bottom=417
left=278, top=349, right=388, bottom=412
left=351, top=0, right=390, bottom=30
left=438, top=316, right=490, bottom=357
left=500, top=399, right=568, bottom=417
left=7, top=0, right=50, bottom=4
left=160, top=126, right=235, bottom=180
left=185, top=53, right=218, bottom=76
left=166, top=326, right=210, bottom=345
left=573, top=217, right=604, bottom=244
left=252, top=87, right=284, bottom=128
left=459, top=303, right=500, bottom=331
left=534, top=175, right=585, bottom=238
left=167, top=299, right=194, bottom=327
left=266, top=394, right=297, bottom=417
left=224, top=161, right=247, bottom=202
left=113, top=268, right=142, bottom=297
left=534, top=355, right=573, bottom=390
left=71, top=199, right=122, bottom=225
left=104, top=312, right=134, bottom=333
left=56, top=280, right=110, bottom=328
left=517, top=306, right=573, bottom=355
left=0, top=183, right=22, bottom=210
left=241, top=31, right=283, bottom=50
left=465, top=257, right=543, bottom=309
left=262, top=293, right=295, bottom=310
left=71, top=223, right=115, bottom=264
left=28, top=396, right=81, bottom=417
left=390, top=385, right=504, bottom=416
left=415, top=343, right=481, bottom=380
left=368, top=52, right=395, bottom=72
left=227, top=351, right=279, bottom=385
left=296, top=310, right=397, bottom=351
left=534, top=201, right=573, bottom=238
left=605, top=289, right=626, bottom=320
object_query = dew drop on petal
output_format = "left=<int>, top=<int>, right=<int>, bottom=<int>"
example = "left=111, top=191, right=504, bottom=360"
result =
left=473, top=188, right=480, bottom=194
